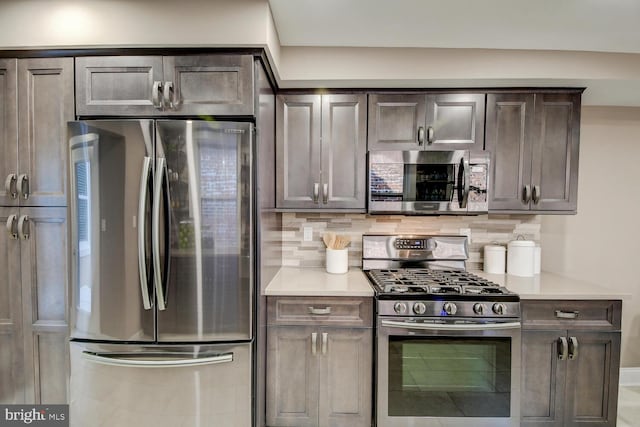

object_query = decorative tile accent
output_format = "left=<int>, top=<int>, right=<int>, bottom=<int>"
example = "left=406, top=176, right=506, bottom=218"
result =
left=281, top=213, right=540, bottom=270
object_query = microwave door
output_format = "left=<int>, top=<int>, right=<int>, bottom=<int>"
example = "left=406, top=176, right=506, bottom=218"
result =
left=68, top=120, right=155, bottom=342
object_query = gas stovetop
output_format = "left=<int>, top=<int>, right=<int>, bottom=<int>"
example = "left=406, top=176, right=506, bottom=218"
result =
left=367, top=268, right=517, bottom=299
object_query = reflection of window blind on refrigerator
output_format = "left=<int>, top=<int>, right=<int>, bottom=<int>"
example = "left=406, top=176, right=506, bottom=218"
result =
left=75, top=161, right=89, bottom=242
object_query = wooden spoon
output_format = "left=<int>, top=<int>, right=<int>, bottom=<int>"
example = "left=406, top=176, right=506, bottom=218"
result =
left=323, top=232, right=336, bottom=249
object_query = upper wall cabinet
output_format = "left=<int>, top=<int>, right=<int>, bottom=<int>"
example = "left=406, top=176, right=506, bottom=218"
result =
left=1, top=58, right=74, bottom=208
left=368, top=93, right=485, bottom=152
left=487, top=91, right=581, bottom=213
left=75, top=55, right=254, bottom=116
left=276, top=93, right=367, bottom=210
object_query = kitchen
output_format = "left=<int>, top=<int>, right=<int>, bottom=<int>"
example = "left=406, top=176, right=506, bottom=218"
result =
left=0, top=1, right=639, bottom=426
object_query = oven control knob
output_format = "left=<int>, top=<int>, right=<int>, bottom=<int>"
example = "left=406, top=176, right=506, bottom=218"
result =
left=493, top=303, right=507, bottom=315
left=443, top=302, right=457, bottom=316
left=394, top=302, right=408, bottom=314
left=413, top=302, right=427, bottom=315
left=473, top=303, right=486, bottom=315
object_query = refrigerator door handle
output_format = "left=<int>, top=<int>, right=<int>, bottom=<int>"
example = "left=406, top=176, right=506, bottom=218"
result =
left=138, top=156, right=152, bottom=310
left=81, top=351, right=233, bottom=368
left=152, top=157, right=167, bottom=311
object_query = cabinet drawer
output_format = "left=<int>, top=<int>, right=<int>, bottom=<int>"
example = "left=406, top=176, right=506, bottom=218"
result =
left=267, top=297, right=373, bottom=327
left=522, top=300, right=621, bottom=330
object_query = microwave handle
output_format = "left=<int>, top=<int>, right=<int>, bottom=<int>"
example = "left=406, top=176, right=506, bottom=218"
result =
left=457, top=157, right=470, bottom=208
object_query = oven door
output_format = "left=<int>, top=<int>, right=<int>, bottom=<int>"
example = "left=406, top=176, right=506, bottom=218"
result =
left=377, top=317, right=521, bottom=427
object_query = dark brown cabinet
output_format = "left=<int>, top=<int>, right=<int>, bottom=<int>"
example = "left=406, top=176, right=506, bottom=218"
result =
left=0, top=58, right=72, bottom=404
left=276, top=93, right=367, bottom=210
left=521, top=300, right=621, bottom=427
left=486, top=91, right=581, bottom=213
left=76, top=55, right=254, bottom=116
left=266, top=297, right=373, bottom=427
left=368, top=93, right=485, bottom=152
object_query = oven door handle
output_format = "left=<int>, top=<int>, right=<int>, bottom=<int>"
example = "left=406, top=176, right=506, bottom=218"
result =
left=381, top=319, right=521, bottom=331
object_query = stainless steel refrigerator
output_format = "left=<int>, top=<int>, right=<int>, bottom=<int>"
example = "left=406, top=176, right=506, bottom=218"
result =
left=67, top=120, right=253, bottom=427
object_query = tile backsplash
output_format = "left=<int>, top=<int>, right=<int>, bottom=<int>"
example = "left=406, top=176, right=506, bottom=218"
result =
left=282, top=213, right=540, bottom=270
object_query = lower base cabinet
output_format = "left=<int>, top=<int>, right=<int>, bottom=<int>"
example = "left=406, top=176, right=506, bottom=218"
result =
left=266, top=297, right=373, bottom=427
left=521, top=300, right=621, bottom=427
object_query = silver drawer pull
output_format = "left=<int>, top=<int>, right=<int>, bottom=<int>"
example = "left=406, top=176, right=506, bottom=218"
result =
left=555, top=310, right=579, bottom=319
left=308, top=306, right=331, bottom=315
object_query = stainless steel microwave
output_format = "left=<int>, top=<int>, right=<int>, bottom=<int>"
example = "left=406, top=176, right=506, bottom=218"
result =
left=368, top=150, right=489, bottom=215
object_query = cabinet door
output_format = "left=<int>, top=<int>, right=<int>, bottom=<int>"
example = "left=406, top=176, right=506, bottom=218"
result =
left=486, top=93, right=535, bottom=211
left=521, top=330, right=566, bottom=427
left=0, top=207, right=24, bottom=404
left=163, top=55, right=254, bottom=116
left=319, top=328, right=372, bottom=427
left=19, top=207, right=68, bottom=403
left=276, top=95, right=322, bottom=208
left=564, top=331, right=620, bottom=427
left=17, top=58, right=74, bottom=207
left=266, top=325, right=319, bottom=427
left=530, top=93, right=581, bottom=212
left=0, top=59, right=18, bottom=207
left=425, top=93, right=485, bottom=151
left=368, top=94, right=426, bottom=151
left=75, top=56, right=164, bottom=116
left=320, top=94, right=367, bottom=209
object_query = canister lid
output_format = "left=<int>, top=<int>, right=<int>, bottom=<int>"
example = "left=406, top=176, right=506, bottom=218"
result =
left=508, top=240, right=535, bottom=247
left=484, top=244, right=506, bottom=252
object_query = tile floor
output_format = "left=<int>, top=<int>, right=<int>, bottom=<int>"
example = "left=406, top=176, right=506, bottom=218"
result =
left=618, top=385, right=640, bottom=427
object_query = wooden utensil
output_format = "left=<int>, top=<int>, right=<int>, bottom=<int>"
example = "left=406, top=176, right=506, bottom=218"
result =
left=323, top=231, right=336, bottom=249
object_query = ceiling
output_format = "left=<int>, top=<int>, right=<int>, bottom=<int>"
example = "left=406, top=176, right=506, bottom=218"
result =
left=268, top=0, right=640, bottom=54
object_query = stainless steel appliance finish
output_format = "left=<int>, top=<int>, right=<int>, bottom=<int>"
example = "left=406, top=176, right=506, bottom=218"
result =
left=363, top=234, right=521, bottom=427
left=68, top=119, right=254, bottom=426
left=368, top=150, right=489, bottom=215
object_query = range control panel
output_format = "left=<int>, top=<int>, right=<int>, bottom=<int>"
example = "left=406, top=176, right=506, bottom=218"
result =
left=394, top=239, right=426, bottom=250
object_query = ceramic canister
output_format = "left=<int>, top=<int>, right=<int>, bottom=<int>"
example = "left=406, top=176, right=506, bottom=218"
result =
left=507, top=239, right=536, bottom=277
left=483, top=245, right=506, bottom=274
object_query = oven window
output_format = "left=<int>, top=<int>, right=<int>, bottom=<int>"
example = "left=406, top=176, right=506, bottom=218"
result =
left=388, top=337, right=511, bottom=417
left=404, top=164, right=455, bottom=202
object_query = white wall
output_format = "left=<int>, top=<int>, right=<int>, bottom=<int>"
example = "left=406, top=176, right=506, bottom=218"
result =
left=542, top=106, right=640, bottom=367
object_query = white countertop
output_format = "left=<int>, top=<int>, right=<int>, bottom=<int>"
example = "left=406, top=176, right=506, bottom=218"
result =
left=472, top=270, right=631, bottom=300
left=264, top=267, right=374, bottom=297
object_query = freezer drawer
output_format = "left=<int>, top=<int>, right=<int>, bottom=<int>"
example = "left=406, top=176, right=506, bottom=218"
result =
left=69, top=341, right=251, bottom=427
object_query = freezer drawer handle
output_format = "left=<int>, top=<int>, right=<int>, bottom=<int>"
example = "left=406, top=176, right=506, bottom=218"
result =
left=81, top=351, right=233, bottom=368
left=381, top=319, right=521, bottom=331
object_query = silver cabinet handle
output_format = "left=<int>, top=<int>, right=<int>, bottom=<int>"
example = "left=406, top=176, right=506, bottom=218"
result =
left=82, top=351, right=233, bottom=368
left=138, top=156, right=152, bottom=310
left=321, top=332, right=328, bottom=355
left=311, top=332, right=318, bottom=356
left=17, top=174, right=29, bottom=200
left=427, top=126, right=434, bottom=143
left=555, top=310, right=579, bottom=319
left=381, top=319, right=521, bottom=331
left=558, top=336, right=568, bottom=360
left=18, top=215, right=29, bottom=240
left=532, top=185, right=541, bottom=204
left=5, top=174, right=17, bottom=199
left=163, top=81, right=176, bottom=110
left=308, top=306, right=331, bottom=315
left=523, top=185, right=531, bottom=203
left=322, top=183, right=328, bottom=204
left=417, top=126, right=425, bottom=145
left=568, top=336, right=579, bottom=360
left=313, top=182, right=319, bottom=203
left=152, top=157, right=167, bottom=311
left=5, top=214, right=18, bottom=240
left=152, top=81, right=163, bottom=109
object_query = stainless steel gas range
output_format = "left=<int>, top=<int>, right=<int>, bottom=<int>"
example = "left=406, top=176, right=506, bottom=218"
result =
left=363, top=234, right=521, bottom=427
